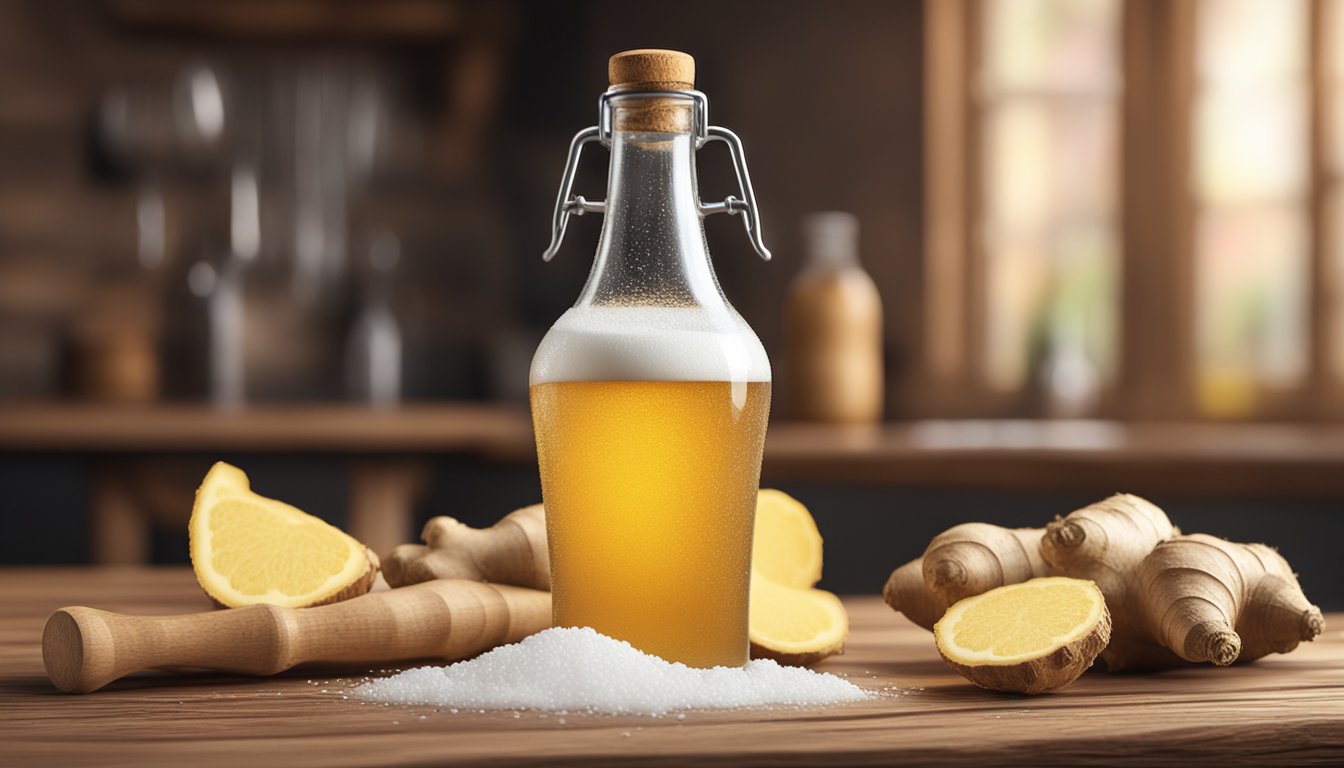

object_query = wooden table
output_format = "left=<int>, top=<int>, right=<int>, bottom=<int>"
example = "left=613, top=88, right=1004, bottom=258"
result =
left=2, top=568, right=1341, bottom=766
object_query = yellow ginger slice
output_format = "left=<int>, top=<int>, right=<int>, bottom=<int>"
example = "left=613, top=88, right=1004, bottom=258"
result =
left=749, top=490, right=847, bottom=666
left=934, top=576, right=1111, bottom=694
left=752, top=488, right=824, bottom=589
left=749, top=573, right=849, bottom=667
left=196, top=461, right=250, bottom=506
left=189, top=462, right=379, bottom=608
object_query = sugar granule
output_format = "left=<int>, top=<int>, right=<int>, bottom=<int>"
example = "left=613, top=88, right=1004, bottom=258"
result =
left=353, top=627, right=871, bottom=716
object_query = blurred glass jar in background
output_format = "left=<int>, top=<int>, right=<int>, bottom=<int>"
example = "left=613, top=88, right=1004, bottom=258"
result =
left=783, top=212, right=884, bottom=423
left=146, top=61, right=403, bottom=405
left=346, top=231, right=402, bottom=407
left=67, top=281, right=161, bottom=403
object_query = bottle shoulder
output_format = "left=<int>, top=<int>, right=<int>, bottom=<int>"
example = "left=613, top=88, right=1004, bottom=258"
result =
left=530, top=306, right=771, bottom=385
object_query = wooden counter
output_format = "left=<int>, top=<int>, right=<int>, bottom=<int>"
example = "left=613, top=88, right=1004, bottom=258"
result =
left=1, top=568, right=1341, bottom=766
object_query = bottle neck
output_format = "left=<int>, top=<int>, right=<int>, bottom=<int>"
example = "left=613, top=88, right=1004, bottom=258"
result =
left=579, top=99, right=725, bottom=311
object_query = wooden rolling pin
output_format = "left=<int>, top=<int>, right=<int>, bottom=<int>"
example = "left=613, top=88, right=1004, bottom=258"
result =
left=43, top=580, right=551, bottom=693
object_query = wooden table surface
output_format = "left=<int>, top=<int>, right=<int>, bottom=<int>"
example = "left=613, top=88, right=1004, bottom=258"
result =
left=1, top=569, right=1341, bottom=766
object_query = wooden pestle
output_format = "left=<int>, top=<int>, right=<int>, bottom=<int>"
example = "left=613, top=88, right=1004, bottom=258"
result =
left=43, top=579, right=551, bottom=693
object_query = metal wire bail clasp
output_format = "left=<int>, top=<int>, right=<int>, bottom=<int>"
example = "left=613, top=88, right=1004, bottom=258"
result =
left=541, top=90, right=772, bottom=262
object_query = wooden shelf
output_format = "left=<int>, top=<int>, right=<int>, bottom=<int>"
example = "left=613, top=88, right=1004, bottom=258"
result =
left=0, top=402, right=535, bottom=457
left=5, top=404, right=1344, bottom=495
left=764, top=419, right=1344, bottom=496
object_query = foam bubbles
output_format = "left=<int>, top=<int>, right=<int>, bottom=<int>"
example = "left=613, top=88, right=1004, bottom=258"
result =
left=530, top=306, right=771, bottom=386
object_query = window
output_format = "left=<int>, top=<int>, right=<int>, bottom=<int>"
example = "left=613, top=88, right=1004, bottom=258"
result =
left=1326, top=0, right=1344, bottom=398
left=978, top=0, right=1120, bottom=400
left=1193, top=0, right=1309, bottom=417
left=923, top=0, right=1341, bottom=420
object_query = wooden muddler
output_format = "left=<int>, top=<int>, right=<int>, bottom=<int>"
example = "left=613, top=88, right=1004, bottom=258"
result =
left=43, top=580, right=552, bottom=693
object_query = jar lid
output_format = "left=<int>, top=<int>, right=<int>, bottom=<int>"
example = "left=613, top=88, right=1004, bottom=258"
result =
left=608, top=49, right=695, bottom=91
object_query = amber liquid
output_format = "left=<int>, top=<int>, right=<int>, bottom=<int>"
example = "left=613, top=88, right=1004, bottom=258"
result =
left=530, top=380, right=771, bottom=667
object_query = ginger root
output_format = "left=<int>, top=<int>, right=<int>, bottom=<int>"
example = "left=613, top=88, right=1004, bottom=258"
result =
left=382, top=504, right=550, bottom=591
left=882, top=524, right=1050, bottom=630
left=1136, top=534, right=1324, bottom=669
left=924, top=523, right=1053, bottom=606
left=884, top=493, right=1324, bottom=671
left=1039, top=493, right=1178, bottom=670
left=882, top=559, right=947, bottom=631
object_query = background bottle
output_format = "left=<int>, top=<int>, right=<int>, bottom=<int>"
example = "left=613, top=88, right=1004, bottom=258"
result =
left=784, top=212, right=884, bottom=423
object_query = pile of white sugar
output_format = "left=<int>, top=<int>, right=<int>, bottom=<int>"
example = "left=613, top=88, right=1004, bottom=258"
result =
left=353, top=627, right=871, bottom=716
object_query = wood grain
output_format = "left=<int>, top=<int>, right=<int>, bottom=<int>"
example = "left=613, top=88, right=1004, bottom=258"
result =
left=42, top=580, right=551, bottom=693
left=1, top=568, right=1342, bottom=766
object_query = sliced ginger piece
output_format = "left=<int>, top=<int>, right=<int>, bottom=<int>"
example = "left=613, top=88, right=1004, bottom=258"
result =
left=934, top=576, right=1111, bottom=694
left=752, top=489, right=823, bottom=589
left=189, top=461, right=379, bottom=608
left=749, top=573, right=849, bottom=667
left=748, top=489, right=845, bottom=666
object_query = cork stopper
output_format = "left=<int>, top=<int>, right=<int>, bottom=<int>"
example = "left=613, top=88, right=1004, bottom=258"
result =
left=608, top=49, right=695, bottom=91
left=606, top=49, right=696, bottom=134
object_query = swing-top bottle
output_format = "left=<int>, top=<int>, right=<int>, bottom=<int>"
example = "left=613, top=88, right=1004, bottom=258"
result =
left=530, top=49, right=773, bottom=667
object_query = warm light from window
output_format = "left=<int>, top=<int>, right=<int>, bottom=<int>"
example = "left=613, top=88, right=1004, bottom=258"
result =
left=1327, top=0, right=1344, bottom=384
left=1193, top=0, right=1309, bottom=417
left=978, top=0, right=1120, bottom=407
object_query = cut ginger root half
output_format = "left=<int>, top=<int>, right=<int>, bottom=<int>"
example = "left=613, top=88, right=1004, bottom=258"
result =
left=189, top=462, right=380, bottom=609
left=935, top=577, right=1112, bottom=694
left=748, top=490, right=849, bottom=666
left=749, top=573, right=848, bottom=666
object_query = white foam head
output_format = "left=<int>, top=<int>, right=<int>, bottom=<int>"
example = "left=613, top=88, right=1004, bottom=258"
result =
left=530, top=306, right=771, bottom=385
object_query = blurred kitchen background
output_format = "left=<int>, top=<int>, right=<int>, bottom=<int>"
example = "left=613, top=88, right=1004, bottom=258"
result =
left=2, top=0, right=1342, bottom=608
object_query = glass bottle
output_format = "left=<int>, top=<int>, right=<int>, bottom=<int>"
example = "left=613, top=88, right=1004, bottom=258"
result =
left=531, top=49, right=773, bottom=668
